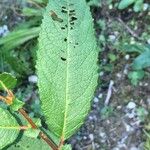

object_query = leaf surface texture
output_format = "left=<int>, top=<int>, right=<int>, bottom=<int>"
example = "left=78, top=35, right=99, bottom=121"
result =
left=37, top=0, right=98, bottom=139
left=0, top=108, right=20, bottom=149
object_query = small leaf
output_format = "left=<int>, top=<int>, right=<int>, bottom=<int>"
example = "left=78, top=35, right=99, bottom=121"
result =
left=132, top=51, right=150, bottom=70
left=144, top=137, right=150, bottom=150
left=24, top=129, right=40, bottom=138
left=133, top=0, right=144, bottom=12
left=118, top=0, right=135, bottom=9
left=120, top=44, right=145, bottom=53
left=128, top=70, right=145, bottom=85
left=0, top=107, right=20, bottom=149
left=0, top=72, right=17, bottom=90
left=7, top=136, right=51, bottom=150
left=10, top=98, right=25, bottom=111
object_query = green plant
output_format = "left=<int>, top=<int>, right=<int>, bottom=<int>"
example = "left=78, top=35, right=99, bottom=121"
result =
left=118, top=0, right=144, bottom=12
left=128, top=70, right=145, bottom=85
left=120, top=43, right=150, bottom=85
left=0, top=0, right=98, bottom=149
left=144, top=123, right=150, bottom=150
left=0, top=0, right=46, bottom=76
left=100, top=106, right=114, bottom=119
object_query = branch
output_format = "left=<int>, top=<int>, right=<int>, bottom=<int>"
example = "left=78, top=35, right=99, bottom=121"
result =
left=0, top=80, right=59, bottom=150
left=18, top=108, right=58, bottom=150
left=117, top=17, right=140, bottom=40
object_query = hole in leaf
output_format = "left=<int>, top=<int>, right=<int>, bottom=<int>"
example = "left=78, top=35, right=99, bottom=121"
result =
left=70, top=22, right=74, bottom=25
left=65, top=24, right=68, bottom=28
left=75, top=42, right=79, bottom=45
left=50, top=10, right=63, bottom=23
left=61, top=57, right=66, bottom=61
left=70, top=10, right=75, bottom=13
left=70, top=16, right=77, bottom=22
left=16, top=145, right=20, bottom=148
left=61, top=27, right=65, bottom=30
left=64, top=38, right=67, bottom=42
left=61, top=9, right=67, bottom=13
left=62, top=6, right=66, bottom=9
left=70, top=27, right=73, bottom=30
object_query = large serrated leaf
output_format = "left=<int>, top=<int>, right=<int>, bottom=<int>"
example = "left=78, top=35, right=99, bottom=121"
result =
left=37, top=0, right=98, bottom=140
left=7, top=136, right=51, bottom=150
left=0, top=108, right=20, bottom=149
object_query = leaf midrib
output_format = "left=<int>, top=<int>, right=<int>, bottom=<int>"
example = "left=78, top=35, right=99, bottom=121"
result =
left=61, top=0, right=70, bottom=139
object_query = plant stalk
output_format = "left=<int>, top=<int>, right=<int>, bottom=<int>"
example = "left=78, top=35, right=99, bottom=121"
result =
left=18, top=108, right=58, bottom=150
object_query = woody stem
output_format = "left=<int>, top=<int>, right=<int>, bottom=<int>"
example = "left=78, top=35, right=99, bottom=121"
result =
left=18, top=108, right=58, bottom=150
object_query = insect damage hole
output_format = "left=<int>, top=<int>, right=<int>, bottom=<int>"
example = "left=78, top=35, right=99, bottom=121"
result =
left=64, top=38, right=67, bottom=42
left=61, top=57, right=66, bottom=61
left=61, top=9, right=67, bottom=13
left=61, top=27, right=65, bottom=30
left=50, top=10, right=63, bottom=23
left=70, top=16, right=77, bottom=22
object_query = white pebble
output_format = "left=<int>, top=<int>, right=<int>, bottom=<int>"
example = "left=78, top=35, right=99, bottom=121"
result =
left=94, top=97, right=99, bottom=103
left=143, top=3, right=149, bottom=11
left=89, top=116, right=93, bottom=120
left=112, top=148, right=120, bottom=150
left=125, top=123, right=134, bottom=132
left=99, top=71, right=104, bottom=76
left=147, top=98, right=150, bottom=106
left=89, top=134, right=94, bottom=141
left=147, top=39, right=150, bottom=44
left=139, top=82, right=143, bottom=86
left=126, top=102, right=136, bottom=109
left=0, top=25, right=9, bottom=37
left=83, top=136, right=87, bottom=140
left=125, top=54, right=130, bottom=60
left=144, top=83, right=148, bottom=86
left=98, top=93, right=103, bottom=98
left=116, top=73, right=122, bottom=78
left=109, top=35, right=116, bottom=42
left=130, top=147, right=138, bottom=150
left=99, top=132, right=106, bottom=138
left=28, top=75, right=38, bottom=83
left=126, top=112, right=135, bottom=119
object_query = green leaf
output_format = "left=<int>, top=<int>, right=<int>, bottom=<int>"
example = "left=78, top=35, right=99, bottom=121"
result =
left=37, top=0, right=98, bottom=140
left=144, top=134, right=150, bottom=150
left=22, top=7, right=43, bottom=16
left=128, top=70, right=145, bottom=85
left=118, top=0, right=135, bottom=9
left=0, top=27, right=40, bottom=51
left=10, top=98, right=25, bottom=111
left=0, top=107, right=20, bottom=149
left=133, top=0, right=143, bottom=12
left=7, top=136, right=51, bottom=150
left=0, top=72, right=17, bottom=90
left=0, top=27, right=40, bottom=74
left=88, top=0, right=102, bottom=7
left=132, top=51, right=150, bottom=70
left=24, top=129, right=40, bottom=138
left=120, top=44, right=145, bottom=53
